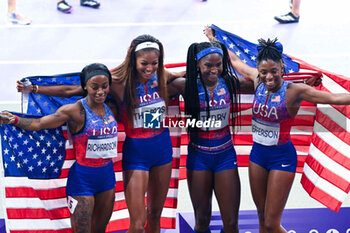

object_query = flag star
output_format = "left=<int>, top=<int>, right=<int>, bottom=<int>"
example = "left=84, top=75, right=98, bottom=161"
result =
left=17, top=162, right=21, bottom=168
left=250, top=55, right=256, bottom=61
left=29, top=135, right=33, bottom=140
left=10, top=155, right=15, bottom=161
left=53, top=148, right=57, bottom=154
left=235, top=51, right=241, bottom=57
left=18, top=151, right=24, bottom=157
left=59, top=141, right=63, bottom=147
left=4, top=163, right=8, bottom=168
left=37, top=160, right=43, bottom=166
left=8, top=136, right=13, bottom=142
left=30, top=101, right=36, bottom=106
left=36, top=141, right=41, bottom=147
left=58, top=155, right=63, bottom=160
left=223, top=36, right=227, bottom=41
left=55, top=129, right=60, bottom=135
left=52, top=78, right=57, bottom=82
left=13, top=143, right=19, bottom=149
left=37, top=108, right=42, bottom=114
left=4, top=129, right=8, bottom=134
left=41, top=148, right=47, bottom=154
left=23, top=139, right=29, bottom=145
left=39, top=135, right=45, bottom=141
left=54, top=168, right=59, bottom=173
left=44, top=130, right=49, bottom=134
left=242, top=59, right=247, bottom=64
left=33, top=154, right=38, bottom=159
left=28, top=166, right=34, bottom=172
left=28, top=147, right=33, bottom=152
left=288, top=69, right=294, bottom=73
left=229, top=43, right=234, bottom=49
left=3, top=135, right=7, bottom=140
left=46, top=141, right=51, bottom=147
left=37, top=78, right=42, bottom=82
left=35, top=95, right=41, bottom=100
left=46, top=155, right=51, bottom=160
left=52, top=135, right=57, bottom=140
left=23, top=158, right=29, bottom=164
left=43, top=102, right=48, bottom=107
left=18, top=132, right=23, bottom=138
left=12, top=126, right=16, bottom=131
left=42, top=167, right=47, bottom=173
left=244, top=48, right=250, bottom=54
left=3, top=148, right=9, bottom=155
left=50, top=161, right=55, bottom=167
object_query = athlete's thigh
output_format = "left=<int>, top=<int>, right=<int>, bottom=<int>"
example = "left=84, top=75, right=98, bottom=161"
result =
left=187, top=169, right=214, bottom=213
left=248, top=161, right=268, bottom=209
left=147, top=161, right=172, bottom=210
left=92, top=188, right=116, bottom=232
left=214, top=168, right=240, bottom=222
left=265, top=169, right=295, bottom=219
left=69, top=196, right=94, bottom=233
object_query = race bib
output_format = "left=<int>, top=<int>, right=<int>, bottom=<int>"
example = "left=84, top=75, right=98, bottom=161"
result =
left=199, top=106, right=230, bottom=131
left=252, top=117, right=280, bottom=146
left=86, top=134, right=118, bottom=159
left=133, top=101, right=166, bottom=128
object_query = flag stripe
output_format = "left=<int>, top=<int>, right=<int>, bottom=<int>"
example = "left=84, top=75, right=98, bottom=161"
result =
left=306, top=145, right=350, bottom=192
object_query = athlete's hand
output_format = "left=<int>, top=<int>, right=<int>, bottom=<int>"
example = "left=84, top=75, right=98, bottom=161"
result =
left=16, top=80, right=33, bottom=93
left=0, top=112, right=15, bottom=125
left=204, top=25, right=217, bottom=42
left=305, top=76, right=322, bottom=87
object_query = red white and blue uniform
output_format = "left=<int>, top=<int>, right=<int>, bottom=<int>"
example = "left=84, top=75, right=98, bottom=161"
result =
left=120, top=74, right=173, bottom=171
left=66, top=98, right=118, bottom=196
left=187, top=77, right=238, bottom=172
left=249, top=81, right=297, bottom=172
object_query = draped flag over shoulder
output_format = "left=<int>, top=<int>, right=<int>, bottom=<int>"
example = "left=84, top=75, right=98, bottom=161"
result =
left=1, top=71, right=181, bottom=232
left=209, top=24, right=350, bottom=212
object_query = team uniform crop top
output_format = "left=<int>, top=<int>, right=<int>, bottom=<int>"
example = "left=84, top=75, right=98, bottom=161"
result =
left=72, top=98, right=118, bottom=167
left=120, top=74, right=166, bottom=138
left=191, top=77, right=233, bottom=151
left=252, top=81, right=294, bottom=146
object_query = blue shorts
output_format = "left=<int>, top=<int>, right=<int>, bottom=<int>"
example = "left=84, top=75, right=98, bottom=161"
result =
left=66, top=161, right=116, bottom=196
left=187, top=141, right=238, bottom=173
left=249, top=141, right=297, bottom=172
left=122, top=129, right=173, bottom=171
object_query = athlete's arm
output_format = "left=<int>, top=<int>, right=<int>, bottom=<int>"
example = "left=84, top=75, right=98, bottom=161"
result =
left=289, top=83, right=350, bottom=105
left=0, top=104, right=79, bottom=131
left=17, top=80, right=84, bottom=97
left=167, top=77, right=186, bottom=97
left=166, top=69, right=186, bottom=82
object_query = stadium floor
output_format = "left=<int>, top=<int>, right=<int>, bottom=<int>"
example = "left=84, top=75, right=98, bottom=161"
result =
left=0, top=0, right=350, bottom=232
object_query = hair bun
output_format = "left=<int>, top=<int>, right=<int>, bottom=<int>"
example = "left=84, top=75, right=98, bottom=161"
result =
left=256, top=39, right=283, bottom=54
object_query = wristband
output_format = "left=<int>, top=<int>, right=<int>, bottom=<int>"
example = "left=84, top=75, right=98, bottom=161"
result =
left=32, top=84, right=39, bottom=94
left=12, top=115, right=19, bottom=125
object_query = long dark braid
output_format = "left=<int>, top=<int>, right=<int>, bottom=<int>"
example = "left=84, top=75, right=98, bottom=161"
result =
left=184, top=41, right=241, bottom=142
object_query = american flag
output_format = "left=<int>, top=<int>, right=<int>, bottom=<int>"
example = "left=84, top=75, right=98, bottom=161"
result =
left=1, top=73, right=181, bottom=232
left=1, top=118, right=66, bottom=179
left=209, top=24, right=350, bottom=212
